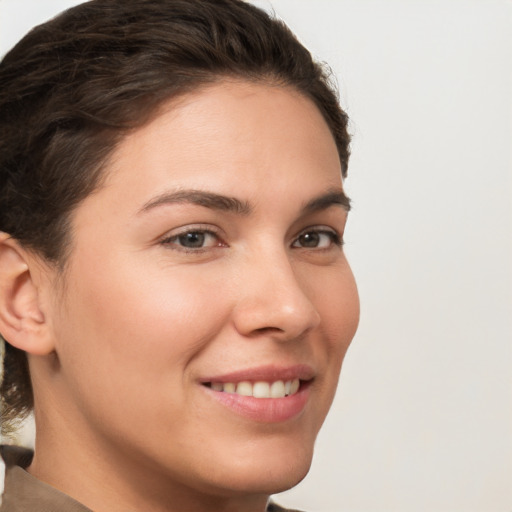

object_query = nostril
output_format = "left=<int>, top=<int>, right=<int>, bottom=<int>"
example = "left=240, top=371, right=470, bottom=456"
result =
left=252, top=326, right=285, bottom=335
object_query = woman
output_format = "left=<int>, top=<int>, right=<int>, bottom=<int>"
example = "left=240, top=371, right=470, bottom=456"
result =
left=0, top=1, right=359, bottom=511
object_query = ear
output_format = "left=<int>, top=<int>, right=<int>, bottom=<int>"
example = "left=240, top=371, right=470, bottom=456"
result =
left=0, top=233, right=55, bottom=355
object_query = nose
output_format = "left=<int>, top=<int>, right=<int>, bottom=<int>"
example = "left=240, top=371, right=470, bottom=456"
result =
left=232, top=248, right=321, bottom=341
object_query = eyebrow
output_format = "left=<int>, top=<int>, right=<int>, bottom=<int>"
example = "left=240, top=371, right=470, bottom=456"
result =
left=302, top=188, right=351, bottom=213
left=138, top=187, right=351, bottom=216
left=139, top=189, right=252, bottom=215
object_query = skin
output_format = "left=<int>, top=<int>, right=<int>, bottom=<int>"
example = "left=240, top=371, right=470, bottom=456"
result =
left=21, top=81, right=359, bottom=512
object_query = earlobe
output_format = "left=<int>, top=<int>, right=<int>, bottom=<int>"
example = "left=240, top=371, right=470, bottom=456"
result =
left=0, top=232, right=55, bottom=355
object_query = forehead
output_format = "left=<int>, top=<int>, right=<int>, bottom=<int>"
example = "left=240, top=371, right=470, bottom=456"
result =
left=102, top=80, right=342, bottom=194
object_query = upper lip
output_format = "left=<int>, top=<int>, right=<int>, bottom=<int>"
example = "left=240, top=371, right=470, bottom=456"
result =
left=199, top=364, right=315, bottom=384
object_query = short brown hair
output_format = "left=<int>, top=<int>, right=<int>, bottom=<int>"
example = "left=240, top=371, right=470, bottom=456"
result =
left=0, top=0, right=351, bottom=434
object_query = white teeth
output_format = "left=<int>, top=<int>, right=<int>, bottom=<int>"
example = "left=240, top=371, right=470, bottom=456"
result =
left=253, top=381, right=270, bottom=398
left=289, top=379, right=300, bottom=395
left=236, top=381, right=253, bottom=396
left=209, top=378, right=301, bottom=398
left=270, top=380, right=286, bottom=398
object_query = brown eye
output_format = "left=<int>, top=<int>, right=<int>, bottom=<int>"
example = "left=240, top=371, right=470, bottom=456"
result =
left=298, top=232, right=321, bottom=247
left=292, top=229, right=342, bottom=249
left=178, top=232, right=206, bottom=248
left=161, top=229, right=222, bottom=251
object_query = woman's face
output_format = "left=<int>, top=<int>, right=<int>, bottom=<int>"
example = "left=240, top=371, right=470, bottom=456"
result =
left=44, top=81, right=359, bottom=499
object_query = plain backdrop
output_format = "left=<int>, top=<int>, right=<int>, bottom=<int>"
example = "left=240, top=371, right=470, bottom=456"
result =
left=1, top=1, right=511, bottom=511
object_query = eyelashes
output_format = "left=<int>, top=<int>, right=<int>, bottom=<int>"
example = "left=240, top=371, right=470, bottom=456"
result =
left=159, top=225, right=225, bottom=253
left=292, top=228, right=343, bottom=249
left=159, top=225, right=344, bottom=254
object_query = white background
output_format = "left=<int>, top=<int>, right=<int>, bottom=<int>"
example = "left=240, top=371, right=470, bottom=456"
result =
left=1, top=1, right=511, bottom=511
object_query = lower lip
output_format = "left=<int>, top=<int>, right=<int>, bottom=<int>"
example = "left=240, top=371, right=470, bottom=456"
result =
left=202, top=383, right=311, bottom=423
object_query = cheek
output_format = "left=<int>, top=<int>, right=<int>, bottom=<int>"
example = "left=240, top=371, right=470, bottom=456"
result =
left=54, top=255, right=232, bottom=401
left=310, top=264, right=359, bottom=399
left=329, top=273, right=359, bottom=353
left=309, top=261, right=359, bottom=348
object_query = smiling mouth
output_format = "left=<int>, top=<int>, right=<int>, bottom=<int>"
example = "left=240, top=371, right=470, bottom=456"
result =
left=203, top=379, right=302, bottom=399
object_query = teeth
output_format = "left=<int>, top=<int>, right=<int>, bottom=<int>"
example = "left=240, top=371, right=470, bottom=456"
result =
left=289, top=379, right=300, bottom=395
left=253, top=381, right=270, bottom=398
left=223, top=382, right=236, bottom=394
left=209, top=379, right=301, bottom=398
left=270, top=380, right=285, bottom=398
left=236, top=381, right=253, bottom=396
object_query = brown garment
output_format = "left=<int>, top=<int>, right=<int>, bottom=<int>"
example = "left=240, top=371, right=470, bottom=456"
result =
left=1, top=446, right=303, bottom=512
left=0, top=446, right=91, bottom=512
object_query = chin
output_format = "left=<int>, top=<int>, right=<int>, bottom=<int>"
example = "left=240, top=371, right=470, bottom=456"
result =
left=205, top=440, right=315, bottom=497
left=256, top=459, right=312, bottom=495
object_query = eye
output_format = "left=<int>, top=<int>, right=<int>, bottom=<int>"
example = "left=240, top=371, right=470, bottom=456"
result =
left=160, top=228, right=224, bottom=251
left=292, top=228, right=342, bottom=249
